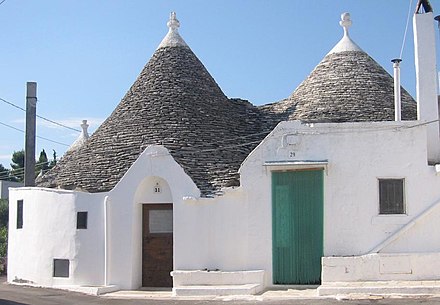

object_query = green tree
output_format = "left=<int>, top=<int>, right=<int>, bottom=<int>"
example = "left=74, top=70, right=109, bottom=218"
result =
left=0, top=226, right=6, bottom=258
left=49, top=149, right=57, bottom=169
left=0, top=164, right=12, bottom=181
left=10, top=150, right=24, bottom=182
left=0, top=199, right=7, bottom=228
left=0, top=199, right=8, bottom=262
left=36, top=149, right=49, bottom=176
left=8, top=149, right=56, bottom=181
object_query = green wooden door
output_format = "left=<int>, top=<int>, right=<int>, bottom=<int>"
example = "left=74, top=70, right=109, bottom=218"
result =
left=272, top=170, right=323, bottom=284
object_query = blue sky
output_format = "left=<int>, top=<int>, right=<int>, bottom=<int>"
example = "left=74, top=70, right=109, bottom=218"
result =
left=0, top=0, right=435, bottom=168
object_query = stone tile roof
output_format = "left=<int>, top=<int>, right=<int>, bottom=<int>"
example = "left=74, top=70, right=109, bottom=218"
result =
left=261, top=13, right=417, bottom=123
left=260, top=50, right=417, bottom=123
left=37, top=45, right=271, bottom=196
left=37, top=13, right=417, bottom=196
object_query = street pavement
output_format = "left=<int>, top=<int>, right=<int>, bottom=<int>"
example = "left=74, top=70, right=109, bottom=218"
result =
left=2, top=276, right=440, bottom=305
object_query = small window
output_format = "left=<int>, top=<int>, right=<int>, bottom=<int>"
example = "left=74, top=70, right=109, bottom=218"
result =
left=77, top=212, right=88, bottom=229
left=53, top=259, right=69, bottom=277
left=17, top=200, right=23, bottom=229
left=379, top=179, right=405, bottom=214
left=149, top=209, right=173, bottom=233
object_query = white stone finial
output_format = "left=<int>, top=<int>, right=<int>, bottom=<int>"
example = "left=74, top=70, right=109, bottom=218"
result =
left=66, top=120, right=90, bottom=153
left=327, top=12, right=362, bottom=55
left=157, top=12, right=188, bottom=49
left=81, top=120, right=89, bottom=137
left=339, top=12, right=352, bottom=36
left=167, top=12, right=180, bottom=31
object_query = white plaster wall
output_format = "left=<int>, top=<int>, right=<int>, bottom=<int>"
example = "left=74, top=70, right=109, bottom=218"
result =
left=7, top=187, right=106, bottom=287
left=414, top=12, right=440, bottom=162
left=9, top=120, right=440, bottom=289
left=322, top=253, right=440, bottom=282
left=105, top=145, right=200, bottom=289
left=178, top=188, right=248, bottom=271
left=380, top=198, right=440, bottom=253
left=106, top=144, right=253, bottom=289
left=239, top=120, right=440, bottom=286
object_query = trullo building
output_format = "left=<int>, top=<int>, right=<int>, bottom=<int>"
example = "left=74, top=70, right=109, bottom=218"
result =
left=8, top=3, right=440, bottom=296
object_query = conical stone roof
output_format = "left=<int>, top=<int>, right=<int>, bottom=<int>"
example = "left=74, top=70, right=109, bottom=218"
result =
left=260, top=13, right=417, bottom=123
left=37, top=13, right=268, bottom=196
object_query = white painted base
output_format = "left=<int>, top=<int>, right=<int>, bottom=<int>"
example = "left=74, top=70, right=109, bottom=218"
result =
left=318, top=281, right=440, bottom=296
left=171, top=270, right=265, bottom=296
left=322, top=253, right=440, bottom=282
left=173, top=284, right=262, bottom=296
left=53, top=285, right=119, bottom=296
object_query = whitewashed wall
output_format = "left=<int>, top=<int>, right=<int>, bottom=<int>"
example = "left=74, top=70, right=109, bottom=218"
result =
left=7, top=187, right=106, bottom=286
left=8, top=120, right=440, bottom=289
left=104, top=145, right=200, bottom=289
left=238, top=120, right=440, bottom=285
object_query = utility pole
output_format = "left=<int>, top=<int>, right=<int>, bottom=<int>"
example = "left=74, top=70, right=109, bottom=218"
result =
left=25, top=82, right=37, bottom=187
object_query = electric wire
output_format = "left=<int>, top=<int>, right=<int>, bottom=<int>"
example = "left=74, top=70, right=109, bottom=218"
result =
left=0, top=160, right=53, bottom=175
left=0, top=97, right=81, bottom=133
left=0, top=120, right=70, bottom=146
left=399, top=0, right=414, bottom=59
left=0, top=160, right=54, bottom=180
left=0, top=0, right=6, bottom=6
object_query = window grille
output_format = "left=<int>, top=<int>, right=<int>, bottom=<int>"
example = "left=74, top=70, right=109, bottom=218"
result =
left=379, top=179, right=405, bottom=214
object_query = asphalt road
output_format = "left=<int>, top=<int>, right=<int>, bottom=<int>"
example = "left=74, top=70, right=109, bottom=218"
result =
left=2, top=276, right=440, bottom=305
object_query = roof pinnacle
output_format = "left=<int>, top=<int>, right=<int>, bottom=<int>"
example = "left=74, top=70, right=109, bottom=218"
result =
left=157, top=12, right=188, bottom=49
left=327, top=12, right=362, bottom=54
left=167, top=12, right=180, bottom=31
left=340, top=12, right=352, bottom=37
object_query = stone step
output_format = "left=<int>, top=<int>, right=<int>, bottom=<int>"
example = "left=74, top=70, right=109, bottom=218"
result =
left=173, top=283, right=263, bottom=296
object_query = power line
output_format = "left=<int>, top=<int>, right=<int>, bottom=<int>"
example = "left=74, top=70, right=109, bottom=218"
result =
left=37, top=135, right=70, bottom=147
left=399, top=0, right=414, bottom=59
left=37, top=115, right=81, bottom=133
left=0, top=96, right=81, bottom=133
left=0, top=160, right=54, bottom=179
left=0, top=121, right=23, bottom=133
left=0, top=0, right=7, bottom=6
left=0, top=120, right=70, bottom=146
left=0, top=97, right=25, bottom=111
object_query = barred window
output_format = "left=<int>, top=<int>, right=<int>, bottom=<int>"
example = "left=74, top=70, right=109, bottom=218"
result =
left=379, top=179, right=405, bottom=214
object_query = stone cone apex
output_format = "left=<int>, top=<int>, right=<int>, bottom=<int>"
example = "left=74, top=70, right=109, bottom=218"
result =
left=261, top=12, right=417, bottom=123
left=37, top=13, right=267, bottom=195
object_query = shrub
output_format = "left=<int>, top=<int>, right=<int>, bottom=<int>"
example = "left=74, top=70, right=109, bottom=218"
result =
left=0, top=226, right=6, bottom=258
left=0, top=199, right=7, bottom=228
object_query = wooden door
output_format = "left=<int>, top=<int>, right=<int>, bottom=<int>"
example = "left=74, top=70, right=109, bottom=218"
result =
left=142, top=204, right=173, bottom=287
left=272, top=170, right=324, bottom=284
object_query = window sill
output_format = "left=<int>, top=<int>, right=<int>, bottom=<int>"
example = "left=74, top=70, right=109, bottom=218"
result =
left=371, top=214, right=408, bottom=225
